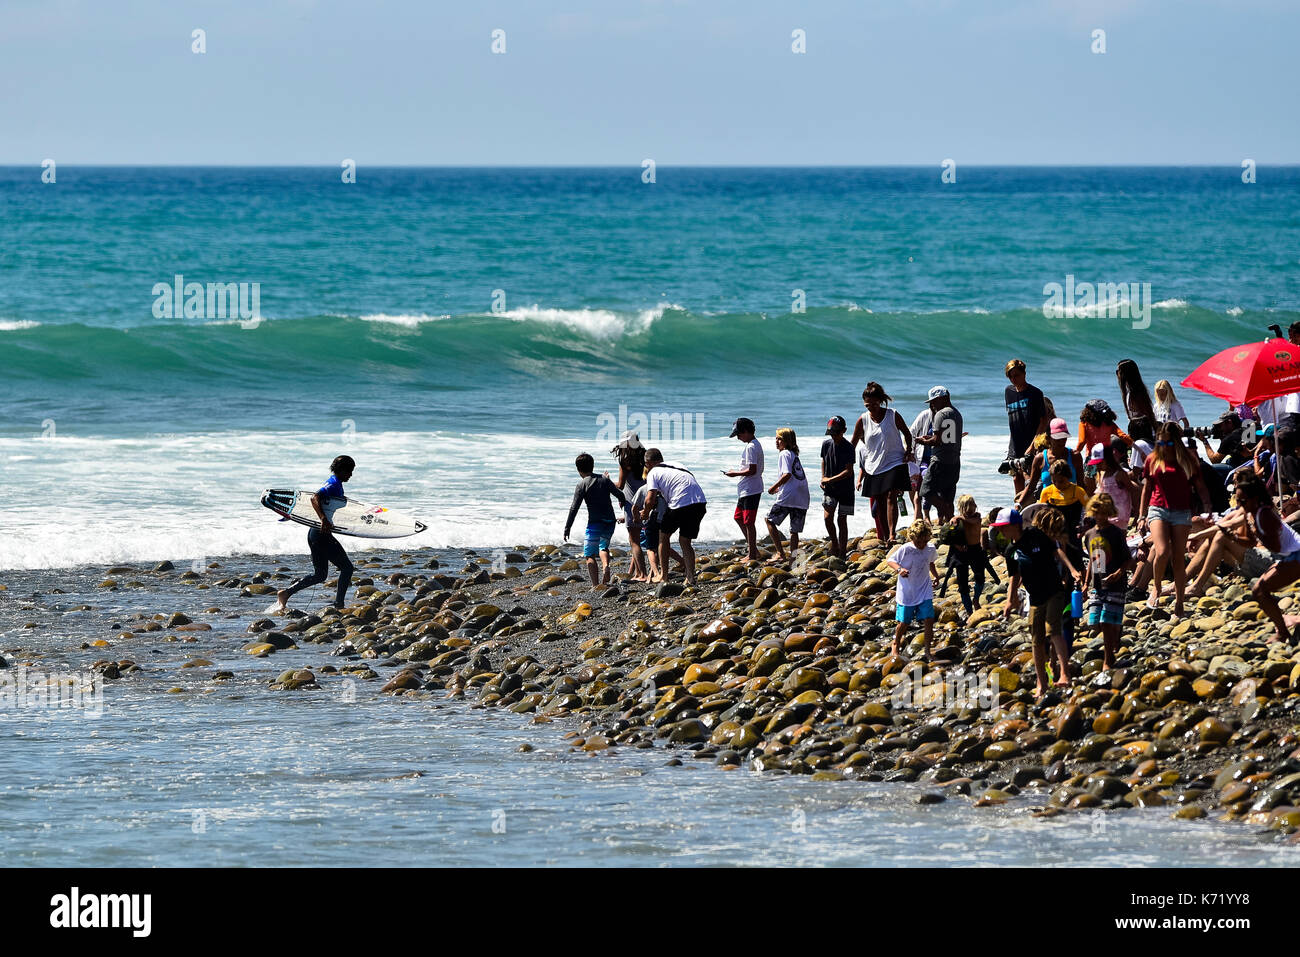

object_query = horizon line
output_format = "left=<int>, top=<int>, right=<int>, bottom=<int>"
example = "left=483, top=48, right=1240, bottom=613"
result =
left=4, top=162, right=1298, bottom=170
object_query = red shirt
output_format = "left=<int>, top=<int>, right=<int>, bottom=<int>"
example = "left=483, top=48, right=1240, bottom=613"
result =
left=1145, top=457, right=1192, bottom=511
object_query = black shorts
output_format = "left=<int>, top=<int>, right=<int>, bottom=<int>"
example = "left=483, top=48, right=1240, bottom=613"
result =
left=920, top=461, right=959, bottom=505
left=661, top=502, right=707, bottom=539
left=862, top=463, right=911, bottom=499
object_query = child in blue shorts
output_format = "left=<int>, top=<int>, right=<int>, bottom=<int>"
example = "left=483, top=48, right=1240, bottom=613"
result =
left=887, top=520, right=939, bottom=660
left=633, top=479, right=681, bottom=581
left=1081, top=493, right=1133, bottom=670
left=564, top=453, right=627, bottom=589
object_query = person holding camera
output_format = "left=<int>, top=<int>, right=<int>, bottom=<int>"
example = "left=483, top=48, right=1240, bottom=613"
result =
left=1002, top=358, right=1050, bottom=493
left=1198, top=409, right=1253, bottom=476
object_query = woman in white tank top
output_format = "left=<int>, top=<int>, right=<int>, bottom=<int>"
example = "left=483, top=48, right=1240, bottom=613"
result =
left=851, top=381, right=914, bottom=542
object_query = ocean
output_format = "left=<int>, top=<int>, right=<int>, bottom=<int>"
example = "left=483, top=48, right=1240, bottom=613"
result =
left=2, top=164, right=1298, bottom=570
left=4, top=167, right=1300, bottom=868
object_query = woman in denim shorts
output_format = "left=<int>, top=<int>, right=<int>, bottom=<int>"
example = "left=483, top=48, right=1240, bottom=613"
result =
left=1137, top=422, right=1212, bottom=618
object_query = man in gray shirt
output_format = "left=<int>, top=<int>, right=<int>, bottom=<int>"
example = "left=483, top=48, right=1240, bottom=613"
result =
left=916, top=386, right=963, bottom=521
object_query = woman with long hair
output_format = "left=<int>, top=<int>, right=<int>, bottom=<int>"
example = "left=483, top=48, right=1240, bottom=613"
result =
left=1153, top=379, right=1191, bottom=429
left=1234, top=473, right=1300, bottom=644
left=1116, top=359, right=1156, bottom=423
left=852, top=381, right=914, bottom=542
left=612, top=434, right=649, bottom=581
left=1137, top=422, right=1212, bottom=617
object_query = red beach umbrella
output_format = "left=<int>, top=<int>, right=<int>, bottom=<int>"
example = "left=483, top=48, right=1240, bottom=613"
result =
left=1181, top=338, right=1300, bottom=407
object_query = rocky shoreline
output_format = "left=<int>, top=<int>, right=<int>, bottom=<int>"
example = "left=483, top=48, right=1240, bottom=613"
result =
left=24, top=534, right=1300, bottom=838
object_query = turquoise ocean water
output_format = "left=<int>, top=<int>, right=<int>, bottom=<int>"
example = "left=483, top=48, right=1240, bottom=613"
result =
left=3, top=167, right=1300, bottom=867
left=2, top=166, right=1299, bottom=566
left=5, top=166, right=1300, bottom=568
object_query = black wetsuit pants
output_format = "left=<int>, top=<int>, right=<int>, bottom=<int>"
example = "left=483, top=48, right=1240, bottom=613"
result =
left=285, top=528, right=353, bottom=608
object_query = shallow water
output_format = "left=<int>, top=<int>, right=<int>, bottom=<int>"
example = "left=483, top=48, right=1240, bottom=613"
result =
left=2, top=682, right=1296, bottom=867
left=0, top=553, right=1295, bottom=867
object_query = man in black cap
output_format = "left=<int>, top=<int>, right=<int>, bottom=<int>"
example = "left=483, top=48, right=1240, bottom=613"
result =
left=820, top=415, right=855, bottom=558
left=723, top=416, right=763, bottom=562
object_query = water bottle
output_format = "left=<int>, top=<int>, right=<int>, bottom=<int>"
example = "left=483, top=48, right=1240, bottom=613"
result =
left=1070, top=588, right=1084, bottom=619
left=897, top=492, right=908, bottom=517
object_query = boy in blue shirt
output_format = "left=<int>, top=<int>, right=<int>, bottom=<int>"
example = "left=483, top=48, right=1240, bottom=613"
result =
left=277, top=455, right=356, bottom=610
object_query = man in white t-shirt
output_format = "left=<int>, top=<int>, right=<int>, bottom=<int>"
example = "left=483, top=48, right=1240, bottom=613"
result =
left=642, top=447, right=708, bottom=586
left=723, top=417, right=764, bottom=562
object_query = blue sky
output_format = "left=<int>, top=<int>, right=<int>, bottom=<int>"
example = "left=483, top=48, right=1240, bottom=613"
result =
left=2, top=0, right=1296, bottom=164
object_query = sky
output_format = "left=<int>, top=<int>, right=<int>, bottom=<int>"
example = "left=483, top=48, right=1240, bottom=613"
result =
left=1, top=0, right=1297, bottom=165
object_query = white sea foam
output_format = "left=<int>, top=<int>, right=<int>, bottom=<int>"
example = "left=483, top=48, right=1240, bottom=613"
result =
left=1227, top=306, right=1244, bottom=316
left=352, top=305, right=678, bottom=338
left=1043, top=294, right=1136, bottom=319
left=1153, top=299, right=1189, bottom=309
left=496, top=304, right=675, bottom=339
left=0, top=319, right=40, bottom=331
left=0, top=429, right=1016, bottom=571
left=358, top=313, right=452, bottom=327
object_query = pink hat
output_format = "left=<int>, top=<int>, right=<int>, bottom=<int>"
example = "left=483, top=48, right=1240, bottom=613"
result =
left=1087, top=442, right=1105, bottom=465
left=1049, top=417, right=1071, bottom=439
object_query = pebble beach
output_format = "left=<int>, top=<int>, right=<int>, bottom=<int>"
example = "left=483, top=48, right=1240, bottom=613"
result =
left=7, top=529, right=1300, bottom=861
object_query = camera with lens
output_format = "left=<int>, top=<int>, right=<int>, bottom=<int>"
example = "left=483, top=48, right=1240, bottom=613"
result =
left=997, top=455, right=1032, bottom=475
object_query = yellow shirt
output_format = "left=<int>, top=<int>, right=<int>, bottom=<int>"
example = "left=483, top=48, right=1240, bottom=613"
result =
left=1040, top=482, right=1089, bottom=509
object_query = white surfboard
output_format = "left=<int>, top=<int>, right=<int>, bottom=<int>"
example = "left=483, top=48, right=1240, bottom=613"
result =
left=260, top=489, right=427, bottom=539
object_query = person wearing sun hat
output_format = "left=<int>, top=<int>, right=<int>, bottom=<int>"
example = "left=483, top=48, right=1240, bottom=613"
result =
left=1018, top=416, right=1088, bottom=508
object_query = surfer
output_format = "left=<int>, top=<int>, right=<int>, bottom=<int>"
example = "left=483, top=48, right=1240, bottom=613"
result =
left=276, top=455, right=357, bottom=611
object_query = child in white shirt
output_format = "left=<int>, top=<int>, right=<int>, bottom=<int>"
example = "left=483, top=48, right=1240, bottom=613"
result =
left=765, top=427, right=810, bottom=562
left=887, top=520, right=939, bottom=659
